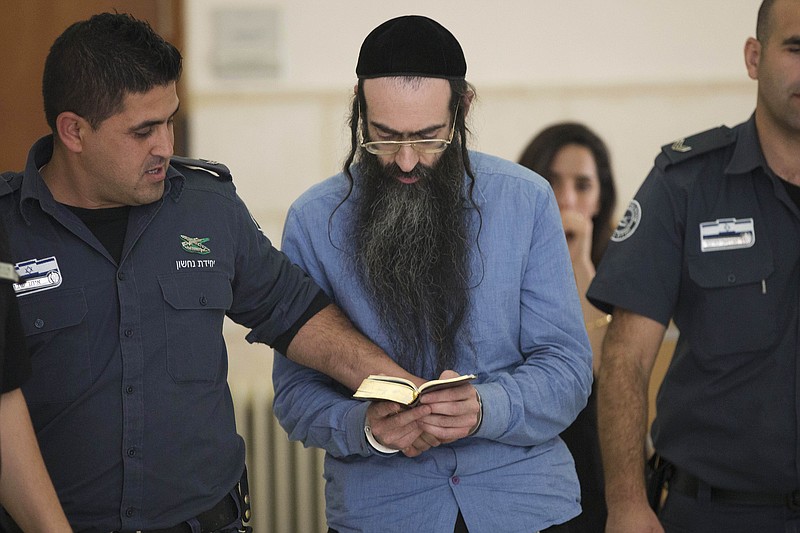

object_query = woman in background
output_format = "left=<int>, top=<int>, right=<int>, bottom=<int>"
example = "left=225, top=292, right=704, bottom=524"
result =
left=519, top=122, right=617, bottom=532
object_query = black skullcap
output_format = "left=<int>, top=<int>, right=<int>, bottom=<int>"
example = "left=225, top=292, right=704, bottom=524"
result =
left=356, top=15, right=466, bottom=80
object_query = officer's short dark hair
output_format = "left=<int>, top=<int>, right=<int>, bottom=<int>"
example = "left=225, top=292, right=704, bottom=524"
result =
left=756, top=0, right=777, bottom=43
left=42, top=12, right=182, bottom=131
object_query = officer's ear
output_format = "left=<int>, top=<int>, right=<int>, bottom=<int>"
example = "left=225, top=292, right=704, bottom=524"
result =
left=744, top=37, right=761, bottom=82
left=55, top=111, right=89, bottom=154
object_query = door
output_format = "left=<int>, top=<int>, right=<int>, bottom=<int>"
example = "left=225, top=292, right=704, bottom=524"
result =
left=0, top=0, right=185, bottom=172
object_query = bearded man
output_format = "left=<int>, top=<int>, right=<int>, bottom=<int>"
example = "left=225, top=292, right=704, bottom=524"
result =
left=272, top=15, right=592, bottom=533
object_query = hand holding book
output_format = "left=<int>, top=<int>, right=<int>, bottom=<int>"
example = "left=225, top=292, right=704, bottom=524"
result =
left=360, top=371, right=483, bottom=457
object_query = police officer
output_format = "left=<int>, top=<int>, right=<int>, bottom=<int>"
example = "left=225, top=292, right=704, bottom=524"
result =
left=587, top=1, right=800, bottom=531
left=3, top=12, right=420, bottom=532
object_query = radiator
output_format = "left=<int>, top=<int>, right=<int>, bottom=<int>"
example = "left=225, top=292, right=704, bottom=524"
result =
left=230, top=379, right=327, bottom=533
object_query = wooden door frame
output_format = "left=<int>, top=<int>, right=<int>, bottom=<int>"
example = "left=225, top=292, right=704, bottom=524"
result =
left=0, top=0, right=185, bottom=172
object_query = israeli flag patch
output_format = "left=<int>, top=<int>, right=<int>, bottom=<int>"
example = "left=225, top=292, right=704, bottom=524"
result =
left=13, top=256, right=63, bottom=296
left=699, top=218, right=755, bottom=252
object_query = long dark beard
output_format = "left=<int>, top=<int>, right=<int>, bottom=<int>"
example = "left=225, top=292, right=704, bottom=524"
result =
left=354, top=146, right=471, bottom=377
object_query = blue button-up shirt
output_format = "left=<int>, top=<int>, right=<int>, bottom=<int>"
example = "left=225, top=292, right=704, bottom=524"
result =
left=273, top=151, right=592, bottom=533
left=3, top=136, right=322, bottom=531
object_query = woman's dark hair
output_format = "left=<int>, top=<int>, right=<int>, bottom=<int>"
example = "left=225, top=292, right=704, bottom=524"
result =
left=43, top=12, right=182, bottom=130
left=518, top=122, right=617, bottom=266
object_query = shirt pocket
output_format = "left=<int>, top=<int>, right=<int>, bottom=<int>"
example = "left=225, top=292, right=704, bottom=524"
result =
left=686, top=250, right=776, bottom=356
left=16, top=288, right=91, bottom=403
left=468, top=280, right=518, bottom=363
left=158, top=271, right=233, bottom=382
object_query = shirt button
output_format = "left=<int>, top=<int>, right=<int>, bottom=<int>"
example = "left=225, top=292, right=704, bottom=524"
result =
left=127, top=447, right=136, bottom=457
left=451, top=476, right=460, bottom=485
left=117, top=271, right=125, bottom=281
left=125, top=386, right=134, bottom=394
left=199, top=295, right=208, bottom=306
left=727, top=273, right=736, bottom=283
left=34, top=318, right=45, bottom=329
left=124, top=329, right=133, bottom=337
left=125, top=507, right=134, bottom=517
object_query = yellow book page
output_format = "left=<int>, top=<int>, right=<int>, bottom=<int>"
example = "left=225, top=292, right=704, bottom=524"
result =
left=417, top=374, right=476, bottom=394
left=352, top=378, right=418, bottom=405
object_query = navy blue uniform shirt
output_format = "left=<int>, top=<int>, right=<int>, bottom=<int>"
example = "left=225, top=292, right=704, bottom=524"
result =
left=588, top=115, right=800, bottom=493
left=1, top=136, right=325, bottom=531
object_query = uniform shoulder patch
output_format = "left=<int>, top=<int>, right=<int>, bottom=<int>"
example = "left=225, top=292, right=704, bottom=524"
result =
left=611, top=199, right=642, bottom=242
left=0, top=171, right=22, bottom=197
left=656, top=125, right=735, bottom=171
left=170, top=155, right=232, bottom=181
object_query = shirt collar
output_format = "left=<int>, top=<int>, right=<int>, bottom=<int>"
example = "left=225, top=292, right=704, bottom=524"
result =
left=725, top=114, right=768, bottom=176
left=165, top=163, right=185, bottom=201
left=19, top=136, right=58, bottom=224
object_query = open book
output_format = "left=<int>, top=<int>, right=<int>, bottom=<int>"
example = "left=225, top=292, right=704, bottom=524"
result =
left=353, top=374, right=476, bottom=406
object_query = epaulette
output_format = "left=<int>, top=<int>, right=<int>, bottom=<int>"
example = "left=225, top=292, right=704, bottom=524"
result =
left=656, top=125, right=735, bottom=171
left=0, top=171, right=22, bottom=197
left=170, top=155, right=232, bottom=181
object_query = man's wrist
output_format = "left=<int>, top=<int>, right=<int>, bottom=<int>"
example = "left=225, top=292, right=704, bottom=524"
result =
left=364, top=424, right=400, bottom=455
left=467, top=389, right=483, bottom=436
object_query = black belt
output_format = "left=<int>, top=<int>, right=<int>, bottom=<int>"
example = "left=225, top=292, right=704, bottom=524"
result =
left=669, top=467, right=800, bottom=510
left=118, top=493, right=239, bottom=533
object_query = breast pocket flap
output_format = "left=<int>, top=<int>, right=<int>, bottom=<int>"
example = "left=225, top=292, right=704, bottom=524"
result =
left=158, top=271, right=232, bottom=311
left=688, top=249, right=773, bottom=289
left=17, top=288, right=88, bottom=336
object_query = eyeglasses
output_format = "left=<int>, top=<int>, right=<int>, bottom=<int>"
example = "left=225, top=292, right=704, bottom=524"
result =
left=360, top=104, right=459, bottom=156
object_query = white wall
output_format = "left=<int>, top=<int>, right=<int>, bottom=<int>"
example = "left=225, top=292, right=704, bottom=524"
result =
left=183, top=1, right=762, bottom=375
left=187, top=1, right=757, bottom=89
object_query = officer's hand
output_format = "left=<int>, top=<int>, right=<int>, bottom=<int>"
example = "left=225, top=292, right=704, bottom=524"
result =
left=365, top=400, right=431, bottom=457
left=605, top=501, right=664, bottom=533
left=417, top=370, right=481, bottom=444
